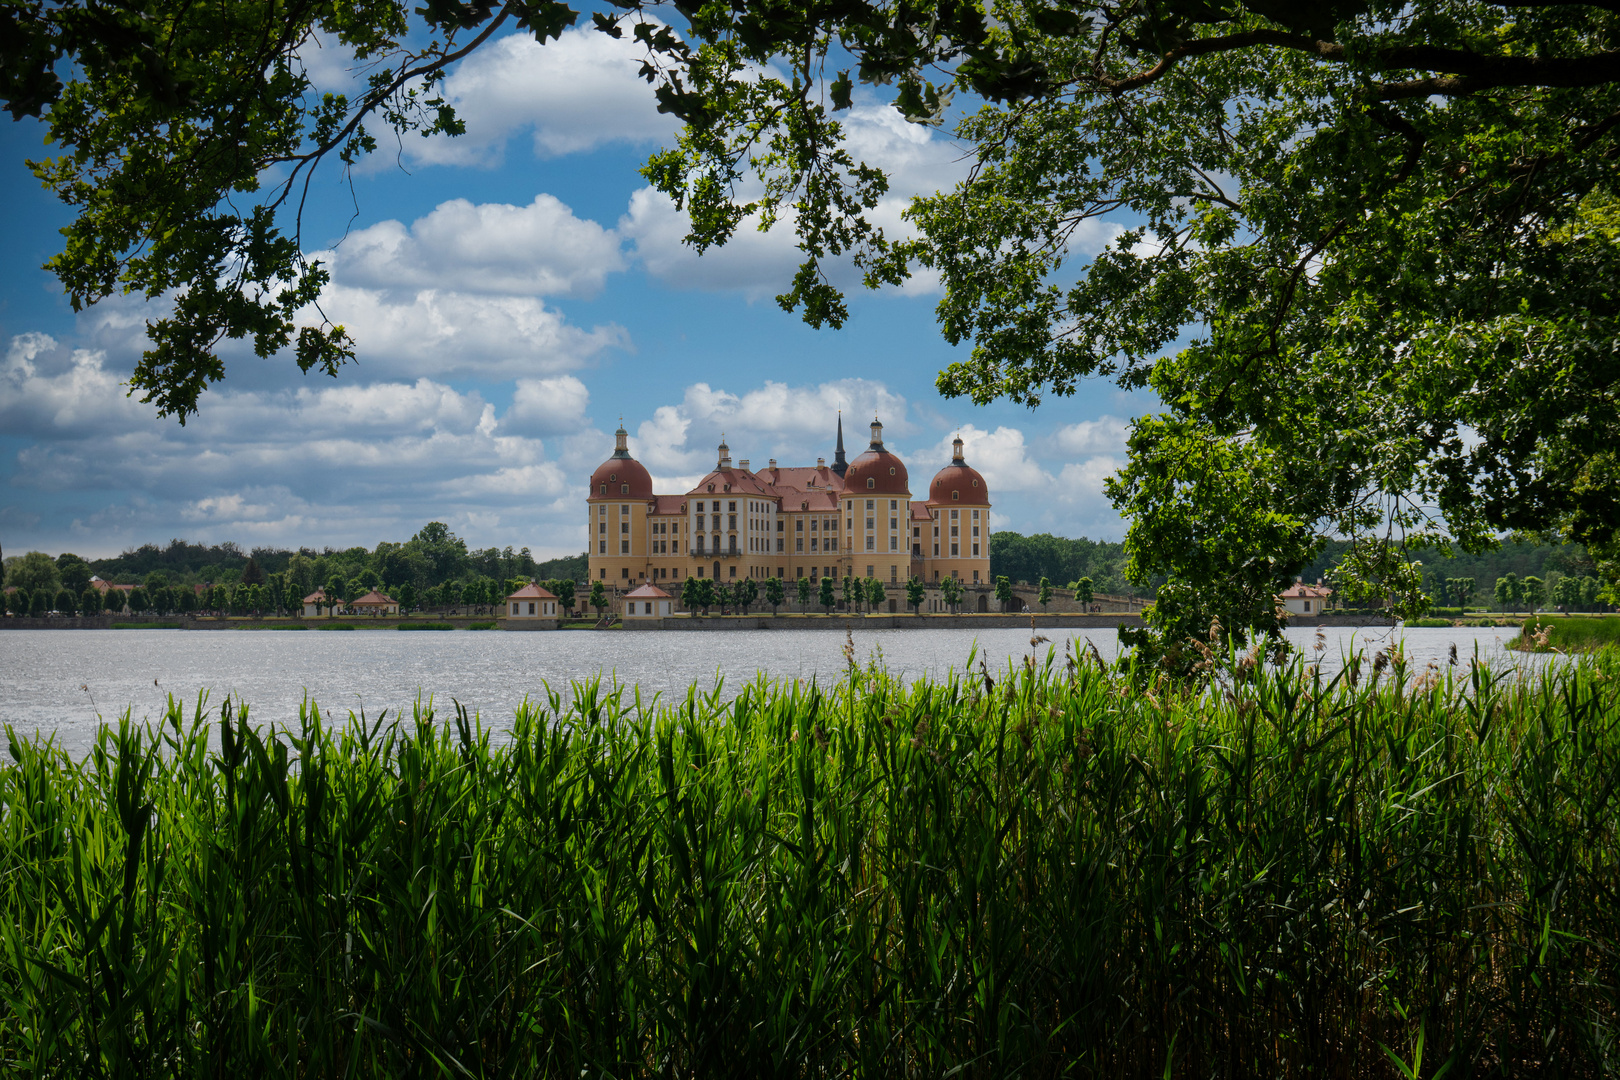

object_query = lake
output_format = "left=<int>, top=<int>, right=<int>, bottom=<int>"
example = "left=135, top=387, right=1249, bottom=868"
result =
left=1, top=623, right=1535, bottom=752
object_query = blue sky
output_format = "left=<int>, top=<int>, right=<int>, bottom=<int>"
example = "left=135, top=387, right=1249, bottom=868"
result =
left=0, top=22, right=1153, bottom=561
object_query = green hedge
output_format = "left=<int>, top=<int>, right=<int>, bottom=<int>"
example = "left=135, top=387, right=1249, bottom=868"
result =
left=3, top=654, right=1617, bottom=1075
left=398, top=622, right=454, bottom=631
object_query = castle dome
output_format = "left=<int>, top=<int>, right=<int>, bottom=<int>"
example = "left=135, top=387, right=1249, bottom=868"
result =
left=928, top=435, right=989, bottom=505
left=843, top=417, right=910, bottom=495
left=589, top=423, right=654, bottom=499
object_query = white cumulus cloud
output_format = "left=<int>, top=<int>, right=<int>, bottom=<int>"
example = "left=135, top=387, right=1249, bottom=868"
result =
left=332, top=195, right=624, bottom=299
left=409, top=27, right=678, bottom=166
left=1053, top=415, right=1130, bottom=454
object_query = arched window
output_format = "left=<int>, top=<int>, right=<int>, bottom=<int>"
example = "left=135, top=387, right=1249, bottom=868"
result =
left=952, top=491, right=960, bottom=501
left=599, top=484, right=607, bottom=495
left=866, top=478, right=875, bottom=489
left=889, top=466, right=896, bottom=475
left=972, top=479, right=979, bottom=487
left=621, top=484, right=629, bottom=494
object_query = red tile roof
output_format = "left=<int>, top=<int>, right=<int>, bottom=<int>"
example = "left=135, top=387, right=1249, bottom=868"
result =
left=506, top=583, right=558, bottom=600
left=624, top=583, right=671, bottom=599
left=1279, top=583, right=1333, bottom=598
left=652, top=495, right=687, bottom=514
left=351, top=590, right=397, bottom=606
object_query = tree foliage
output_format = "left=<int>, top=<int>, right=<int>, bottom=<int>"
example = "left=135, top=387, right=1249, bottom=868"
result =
left=6, top=0, right=1618, bottom=661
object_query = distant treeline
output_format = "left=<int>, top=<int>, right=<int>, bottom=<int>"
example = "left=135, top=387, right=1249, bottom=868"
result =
left=1299, top=538, right=1602, bottom=610
left=989, top=533, right=1146, bottom=597
left=3, top=524, right=589, bottom=607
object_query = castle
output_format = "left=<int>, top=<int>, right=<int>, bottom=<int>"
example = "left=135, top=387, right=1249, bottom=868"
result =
left=587, top=416, right=991, bottom=596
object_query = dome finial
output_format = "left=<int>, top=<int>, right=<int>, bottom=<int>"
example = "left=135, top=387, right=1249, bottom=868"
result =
left=952, top=433, right=965, bottom=463
left=612, top=421, right=631, bottom=458
left=869, top=416, right=884, bottom=450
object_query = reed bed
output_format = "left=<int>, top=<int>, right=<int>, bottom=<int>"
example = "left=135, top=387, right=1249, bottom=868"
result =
left=3, top=644, right=1618, bottom=1078
left=1521, top=616, right=1620, bottom=653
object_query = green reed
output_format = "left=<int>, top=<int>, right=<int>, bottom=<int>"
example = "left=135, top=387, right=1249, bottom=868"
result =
left=2, top=644, right=1617, bottom=1078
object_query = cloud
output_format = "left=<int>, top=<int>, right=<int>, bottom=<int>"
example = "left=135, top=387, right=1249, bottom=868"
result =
left=933, top=425, right=1052, bottom=493
left=503, top=375, right=591, bottom=437
left=1056, top=456, right=1123, bottom=500
left=332, top=195, right=624, bottom=299
left=302, top=282, right=628, bottom=381
left=1052, top=415, right=1130, bottom=454
left=409, top=27, right=678, bottom=167
left=0, top=338, right=595, bottom=556
left=619, top=101, right=973, bottom=299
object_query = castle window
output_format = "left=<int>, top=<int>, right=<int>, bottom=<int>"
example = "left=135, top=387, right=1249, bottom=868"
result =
left=952, top=491, right=960, bottom=501
left=609, top=473, right=616, bottom=481
left=621, top=484, right=629, bottom=494
left=972, top=479, right=979, bottom=487
left=889, top=467, right=896, bottom=475
left=600, top=485, right=607, bottom=494
left=867, top=478, right=875, bottom=488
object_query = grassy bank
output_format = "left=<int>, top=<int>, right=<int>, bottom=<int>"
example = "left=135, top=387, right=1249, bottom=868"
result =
left=3, top=649, right=1618, bottom=1076
left=1521, top=615, right=1620, bottom=652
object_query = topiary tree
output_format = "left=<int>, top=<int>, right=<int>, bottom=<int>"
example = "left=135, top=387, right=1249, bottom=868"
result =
left=9, top=587, right=30, bottom=617
left=82, top=587, right=103, bottom=615
left=31, top=590, right=49, bottom=617
left=764, top=576, right=784, bottom=616
left=737, top=576, right=759, bottom=614
left=128, top=587, right=149, bottom=615
left=1521, top=575, right=1547, bottom=613
left=55, top=589, right=77, bottom=617
left=941, top=576, right=963, bottom=615
left=681, top=576, right=702, bottom=616
left=589, top=579, right=608, bottom=618
left=103, top=587, right=125, bottom=615
left=1074, top=577, right=1095, bottom=612
left=995, top=575, right=1014, bottom=613
left=819, top=575, right=836, bottom=615
left=796, top=576, right=812, bottom=611
left=866, top=577, right=886, bottom=613
left=840, top=575, right=856, bottom=613
left=906, top=576, right=925, bottom=615
left=1494, top=574, right=1520, bottom=614
left=1038, top=576, right=1053, bottom=613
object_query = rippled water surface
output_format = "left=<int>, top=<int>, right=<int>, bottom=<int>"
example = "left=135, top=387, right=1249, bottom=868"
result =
left=1, top=622, right=1536, bottom=752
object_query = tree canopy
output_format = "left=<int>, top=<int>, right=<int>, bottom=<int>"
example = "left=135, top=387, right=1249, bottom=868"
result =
left=6, top=0, right=1617, bottom=656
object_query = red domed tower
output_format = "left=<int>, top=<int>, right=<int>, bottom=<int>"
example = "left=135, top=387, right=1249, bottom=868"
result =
left=923, top=435, right=991, bottom=586
left=843, top=417, right=909, bottom=495
left=588, top=422, right=655, bottom=588
left=589, top=422, right=653, bottom=499
left=838, top=417, right=914, bottom=589
left=928, top=435, right=989, bottom=507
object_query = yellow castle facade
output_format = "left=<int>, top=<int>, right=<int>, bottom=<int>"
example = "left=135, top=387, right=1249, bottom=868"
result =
left=587, top=417, right=991, bottom=595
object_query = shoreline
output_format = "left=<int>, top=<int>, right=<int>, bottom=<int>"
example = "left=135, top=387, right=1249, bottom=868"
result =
left=0, top=611, right=1437, bottom=631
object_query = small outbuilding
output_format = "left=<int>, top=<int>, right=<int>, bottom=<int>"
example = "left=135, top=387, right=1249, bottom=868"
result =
left=302, top=589, right=333, bottom=618
left=1279, top=580, right=1333, bottom=617
left=350, top=589, right=399, bottom=616
left=623, top=583, right=673, bottom=620
left=506, top=582, right=559, bottom=619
